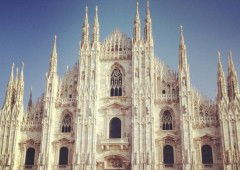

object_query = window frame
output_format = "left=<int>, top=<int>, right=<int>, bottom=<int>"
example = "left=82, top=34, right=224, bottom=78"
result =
left=163, top=145, right=174, bottom=165
left=109, top=117, right=122, bottom=139
left=61, top=112, right=72, bottom=133
left=201, top=144, right=214, bottom=165
left=25, top=147, right=35, bottom=166
left=59, top=147, right=69, bottom=166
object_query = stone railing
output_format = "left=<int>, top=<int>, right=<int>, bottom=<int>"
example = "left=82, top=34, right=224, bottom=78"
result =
left=155, top=94, right=178, bottom=103
left=56, top=98, right=77, bottom=107
left=99, top=137, right=129, bottom=150
left=23, top=165, right=37, bottom=170
left=54, top=165, right=72, bottom=170
left=193, top=115, right=219, bottom=129
left=21, top=120, right=42, bottom=132
left=101, top=50, right=132, bottom=60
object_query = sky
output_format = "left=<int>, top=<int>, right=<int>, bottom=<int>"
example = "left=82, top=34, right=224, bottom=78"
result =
left=0, top=0, right=239, bottom=106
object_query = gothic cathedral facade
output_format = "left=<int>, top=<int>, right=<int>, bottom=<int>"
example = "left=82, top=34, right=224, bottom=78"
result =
left=0, top=1, right=240, bottom=170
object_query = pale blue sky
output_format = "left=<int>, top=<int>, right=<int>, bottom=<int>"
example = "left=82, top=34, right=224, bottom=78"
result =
left=0, top=0, right=239, bottom=106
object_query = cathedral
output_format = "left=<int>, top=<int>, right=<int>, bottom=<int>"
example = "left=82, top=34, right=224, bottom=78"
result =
left=0, top=1, right=240, bottom=170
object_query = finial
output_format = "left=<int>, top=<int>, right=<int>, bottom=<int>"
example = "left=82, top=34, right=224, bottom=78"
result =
left=11, top=63, right=15, bottom=72
left=94, top=5, right=99, bottom=24
left=53, top=35, right=57, bottom=52
left=16, top=67, right=19, bottom=81
left=54, top=34, right=57, bottom=44
left=21, top=61, right=24, bottom=71
left=66, top=65, right=69, bottom=72
left=20, top=61, right=24, bottom=79
left=180, top=25, right=183, bottom=33
left=10, top=63, right=15, bottom=77
left=95, top=5, right=98, bottom=13
left=229, top=50, right=233, bottom=61
left=146, top=0, right=150, bottom=17
left=85, top=6, right=88, bottom=19
left=227, top=50, right=237, bottom=76
left=228, top=50, right=233, bottom=66
left=83, top=6, right=89, bottom=26
left=136, top=1, right=140, bottom=19
left=217, top=50, right=221, bottom=61
left=179, top=25, right=185, bottom=45
left=217, top=50, right=224, bottom=73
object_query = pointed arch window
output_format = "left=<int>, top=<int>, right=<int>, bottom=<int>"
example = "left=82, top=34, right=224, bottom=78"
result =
left=163, top=145, right=174, bottom=165
left=110, top=68, right=123, bottom=97
left=62, top=114, right=72, bottom=133
left=109, top=117, right=121, bottom=138
left=59, top=147, right=69, bottom=165
left=25, top=147, right=35, bottom=166
left=201, top=145, right=213, bottom=164
left=162, top=110, right=173, bottom=130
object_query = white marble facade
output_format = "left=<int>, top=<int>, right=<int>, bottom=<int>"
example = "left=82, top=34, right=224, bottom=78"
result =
left=0, top=1, right=240, bottom=170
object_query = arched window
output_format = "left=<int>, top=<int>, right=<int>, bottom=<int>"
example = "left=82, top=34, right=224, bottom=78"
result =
left=162, top=110, right=173, bottom=130
left=163, top=145, right=174, bottom=165
left=110, top=68, right=123, bottom=97
left=62, top=114, right=72, bottom=133
left=201, top=145, right=213, bottom=164
left=162, top=90, right=166, bottom=95
left=59, top=147, right=69, bottom=165
left=109, top=117, right=121, bottom=138
left=25, top=147, right=35, bottom=166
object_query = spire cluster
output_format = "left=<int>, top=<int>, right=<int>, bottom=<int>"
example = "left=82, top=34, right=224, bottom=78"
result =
left=81, top=5, right=100, bottom=50
left=217, top=51, right=227, bottom=101
left=133, top=0, right=153, bottom=46
left=217, top=50, right=239, bottom=102
left=2, top=63, right=24, bottom=110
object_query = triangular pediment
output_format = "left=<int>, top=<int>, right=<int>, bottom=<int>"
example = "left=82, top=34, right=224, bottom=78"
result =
left=194, top=134, right=217, bottom=141
left=53, top=138, right=74, bottom=144
left=162, top=133, right=179, bottom=141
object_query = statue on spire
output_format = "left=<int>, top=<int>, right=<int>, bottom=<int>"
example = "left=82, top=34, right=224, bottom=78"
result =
left=92, top=6, right=100, bottom=49
left=81, top=6, right=90, bottom=49
left=48, top=35, right=58, bottom=77
left=133, top=1, right=141, bottom=43
left=144, top=0, right=153, bottom=46
left=227, top=50, right=239, bottom=101
left=217, top=51, right=227, bottom=101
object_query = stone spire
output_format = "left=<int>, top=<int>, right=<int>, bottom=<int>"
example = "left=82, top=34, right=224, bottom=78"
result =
left=15, top=67, right=19, bottom=90
left=178, top=26, right=188, bottom=72
left=81, top=6, right=90, bottom=49
left=19, top=62, right=24, bottom=85
left=178, top=26, right=190, bottom=92
left=16, top=62, right=24, bottom=106
left=27, top=87, right=33, bottom=112
left=227, top=50, right=239, bottom=101
left=217, top=51, right=227, bottom=101
left=133, top=1, right=141, bottom=43
left=92, top=6, right=100, bottom=49
left=48, top=35, right=58, bottom=77
left=3, top=63, right=15, bottom=108
left=144, top=0, right=153, bottom=46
